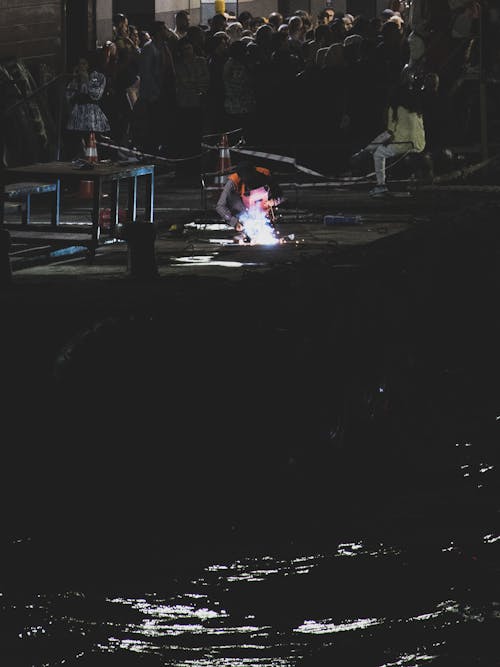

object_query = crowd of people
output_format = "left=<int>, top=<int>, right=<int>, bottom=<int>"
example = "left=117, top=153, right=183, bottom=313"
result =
left=63, top=1, right=499, bottom=185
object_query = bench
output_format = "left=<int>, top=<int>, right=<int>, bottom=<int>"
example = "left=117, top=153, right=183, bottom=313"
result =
left=1, top=161, right=155, bottom=263
left=3, top=181, right=59, bottom=225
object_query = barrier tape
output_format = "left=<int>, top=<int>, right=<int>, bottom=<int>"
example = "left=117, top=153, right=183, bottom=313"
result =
left=200, top=142, right=327, bottom=178
left=97, top=136, right=495, bottom=190
left=97, top=138, right=209, bottom=163
left=231, top=146, right=326, bottom=177
left=201, top=138, right=414, bottom=180
left=201, top=127, right=244, bottom=140
left=99, top=132, right=416, bottom=181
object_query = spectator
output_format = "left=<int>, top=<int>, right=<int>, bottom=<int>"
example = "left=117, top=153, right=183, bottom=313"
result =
left=138, top=30, right=151, bottom=49
left=223, top=40, right=257, bottom=144
left=267, top=12, right=283, bottom=31
left=135, top=20, right=176, bottom=155
left=343, top=14, right=355, bottom=31
left=128, top=25, right=141, bottom=52
left=374, top=15, right=410, bottom=107
left=206, top=12, right=229, bottom=55
left=238, top=10, right=253, bottom=31
left=173, top=36, right=209, bottom=183
left=317, top=8, right=335, bottom=25
left=304, top=23, right=334, bottom=68
left=366, top=82, right=425, bottom=196
left=112, top=33, right=142, bottom=154
left=173, top=10, right=190, bottom=39
left=381, top=8, right=396, bottom=22
left=186, top=25, right=207, bottom=56
left=227, top=21, right=243, bottom=43
left=205, top=30, right=230, bottom=134
left=329, top=17, right=348, bottom=44
left=113, top=13, right=132, bottom=52
left=65, top=51, right=110, bottom=158
left=249, top=17, right=267, bottom=34
left=343, top=33, right=384, bottom=153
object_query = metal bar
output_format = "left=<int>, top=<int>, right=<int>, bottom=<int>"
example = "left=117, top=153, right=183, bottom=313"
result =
left=128, top=176, right=137, bottom=221
left=90, top=176, right=102, bottom=258
left=51, top=179, right=61, bottom=227
left=110, top=179, right=120, bottom=235
left=144, top=170, right=154, bottom=223
left=0, top=179, right=5, bottom=226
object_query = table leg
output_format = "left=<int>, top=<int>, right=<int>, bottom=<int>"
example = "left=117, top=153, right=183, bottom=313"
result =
left=50, top=179, right=60, bottom=228
left=110, top=179, right=120, bottom=236
left=89, top=177, right=102, bottom=261
left=0, top=181, right=5, bottom=226
left=144, top=171, right=154, bottom=223
left=127, top=176, right=137, bottom=222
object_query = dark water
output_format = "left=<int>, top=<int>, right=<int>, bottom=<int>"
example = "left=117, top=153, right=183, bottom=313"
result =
left=1, top=523, right=499, bottom=666
left=1, top=208, right=499, bottom=666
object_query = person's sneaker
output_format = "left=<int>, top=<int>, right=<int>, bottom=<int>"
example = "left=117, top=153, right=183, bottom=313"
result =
left=369, top=185, right=390, bottom=197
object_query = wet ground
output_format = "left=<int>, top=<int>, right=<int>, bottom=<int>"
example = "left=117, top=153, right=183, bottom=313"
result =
left=1, top=169, right=499, bottom=666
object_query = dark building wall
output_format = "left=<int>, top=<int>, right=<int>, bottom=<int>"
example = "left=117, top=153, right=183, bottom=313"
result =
left=347, top=0, right=377, bottom=18
left=0, top=0, right=62, bottom=68
left=65, top=0, right=96, bottom=71
left=113, top=0, right=154, bottom=32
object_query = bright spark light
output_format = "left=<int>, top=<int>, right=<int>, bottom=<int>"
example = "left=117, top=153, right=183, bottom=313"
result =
left=239, top=206, right=279, bottom=246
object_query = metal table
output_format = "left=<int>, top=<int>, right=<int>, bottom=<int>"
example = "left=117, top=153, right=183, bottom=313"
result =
left=0, top=161, right=155, bottom=259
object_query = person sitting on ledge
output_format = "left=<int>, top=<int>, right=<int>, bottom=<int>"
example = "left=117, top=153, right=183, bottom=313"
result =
left=365, top=82, right=426, bottom=197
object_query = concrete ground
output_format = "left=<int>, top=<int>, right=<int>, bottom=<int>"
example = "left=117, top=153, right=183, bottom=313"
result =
left=6, top=164, right=497, bottom=284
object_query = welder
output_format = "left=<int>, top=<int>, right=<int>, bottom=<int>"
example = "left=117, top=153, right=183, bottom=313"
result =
left=215, top=161, right=282, bottom=242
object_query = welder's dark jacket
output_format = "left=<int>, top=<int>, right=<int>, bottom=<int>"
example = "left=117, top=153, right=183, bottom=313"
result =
left=216, top=167, right=278, bottom=228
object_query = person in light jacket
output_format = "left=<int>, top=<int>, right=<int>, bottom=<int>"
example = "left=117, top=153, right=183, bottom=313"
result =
left=367, top=82, right=425, bottom=196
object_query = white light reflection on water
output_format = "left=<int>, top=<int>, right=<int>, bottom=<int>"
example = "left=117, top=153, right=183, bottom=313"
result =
left=109, top=599, right=224, bottom=622
left=378, top=652, right=439, bottom=666
left=226, top=570, right=280, bottom=583
left=80, top=538, right=499, bottom=665
left=335, top=542, right=402, bottom=558
left=201, top=543, right=401, bottom=589
left=161, top=660, right=292, bottom=666
left=203, top=554, right=324, bottom=585
left=295, top=617, right=382, bottom=634
left=108, top=637, right=159, bottom=653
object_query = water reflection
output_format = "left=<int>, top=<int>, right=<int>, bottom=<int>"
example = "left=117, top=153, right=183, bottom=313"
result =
left=3, top=529, right=497, bottom=667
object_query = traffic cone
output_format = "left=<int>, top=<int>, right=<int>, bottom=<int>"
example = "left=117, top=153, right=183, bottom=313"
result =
left=215, top=133, right=231, bottom=186
left=79, top=131, right=98, bottom=198
left=85, top=131, right=98, bottom=163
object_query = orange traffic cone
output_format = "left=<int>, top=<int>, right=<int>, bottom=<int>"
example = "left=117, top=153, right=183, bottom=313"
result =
left=79, top=131, right=98, bottom=198
left=85, top=131, right=98, bottom=163
left=215, top=133, right=231, bottom=186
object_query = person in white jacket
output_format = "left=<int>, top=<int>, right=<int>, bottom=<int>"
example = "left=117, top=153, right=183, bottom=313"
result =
left=367, top=82, right=426, bottom=196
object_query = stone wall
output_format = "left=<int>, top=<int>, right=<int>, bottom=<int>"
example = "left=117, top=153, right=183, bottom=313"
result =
left=0, top=0, right=62, bottom=68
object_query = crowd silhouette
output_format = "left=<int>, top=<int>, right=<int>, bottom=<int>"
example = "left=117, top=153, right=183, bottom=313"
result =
left=63, top=2, right=499, bottom=182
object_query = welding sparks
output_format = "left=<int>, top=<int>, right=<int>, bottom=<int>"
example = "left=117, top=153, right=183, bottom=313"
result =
left=239, top=205, right=280, bottom=246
